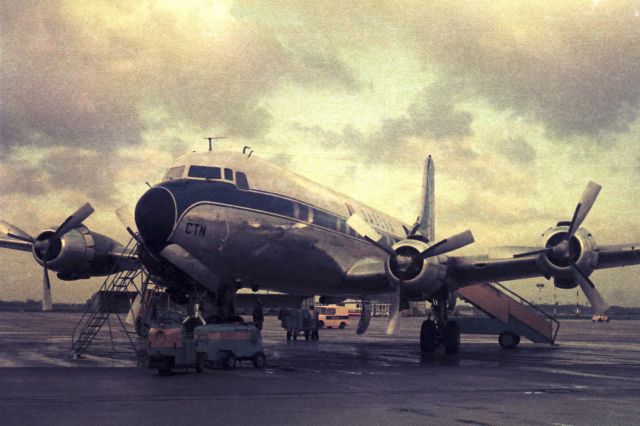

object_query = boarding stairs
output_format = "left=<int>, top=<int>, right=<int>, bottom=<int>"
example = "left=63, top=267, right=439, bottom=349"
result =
left=455, top=282, right=559, bottom=344
left=69, top=237, right=148, bottom=359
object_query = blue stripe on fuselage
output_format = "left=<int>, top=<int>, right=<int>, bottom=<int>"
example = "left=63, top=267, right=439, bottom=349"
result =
left=158, top=179, right=401, bottom=242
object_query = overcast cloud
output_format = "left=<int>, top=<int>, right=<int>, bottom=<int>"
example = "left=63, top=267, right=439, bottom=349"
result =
left=1, top=0, right=639, bottom=305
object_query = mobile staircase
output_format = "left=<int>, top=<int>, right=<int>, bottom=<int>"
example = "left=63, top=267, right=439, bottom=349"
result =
left=455, top=282, right=559, bottom=347
left=69, top=237, right=148, bottom=359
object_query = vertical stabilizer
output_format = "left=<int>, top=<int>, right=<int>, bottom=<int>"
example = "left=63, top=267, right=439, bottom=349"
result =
left=418, top=156, right=435, bottom=241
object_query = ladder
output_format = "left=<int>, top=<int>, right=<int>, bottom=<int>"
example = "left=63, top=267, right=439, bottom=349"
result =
left=456, top=282, right=560, bottom=344
left=69, top=237, right=148, bottom=358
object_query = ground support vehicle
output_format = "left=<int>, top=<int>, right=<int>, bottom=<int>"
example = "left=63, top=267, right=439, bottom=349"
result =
left=194, top=323, right=265, bottom=369
left=146, top=325, right=203, bottom=376
left=279, top=309, right=317, bottom=341
left=145, top=322, right=265, bottom=375
left=318, top=305, right=350, bottom=329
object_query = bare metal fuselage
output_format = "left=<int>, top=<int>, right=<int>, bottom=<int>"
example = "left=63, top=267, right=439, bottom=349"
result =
left=142, top=151, right=404, bottom=298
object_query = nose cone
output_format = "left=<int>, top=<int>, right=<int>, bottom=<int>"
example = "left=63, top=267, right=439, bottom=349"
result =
left=135, top=187, right=176, bottom=249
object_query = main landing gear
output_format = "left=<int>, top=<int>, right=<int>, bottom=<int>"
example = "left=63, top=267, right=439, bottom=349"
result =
left=420, top=290, right=460, bottom=355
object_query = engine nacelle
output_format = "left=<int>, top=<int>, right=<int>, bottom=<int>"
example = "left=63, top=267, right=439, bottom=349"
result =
left=32, top=225, right=125, bottom=279
left=384, top=238, right=448, bottom=299
left=537, top=225, right=598, bottom=289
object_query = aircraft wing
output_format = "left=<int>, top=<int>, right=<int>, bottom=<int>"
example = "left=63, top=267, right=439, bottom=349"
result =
left=448, top=242, right=640, bottom=289
left=345, top=257, right=389, bottom=293
left=447, top=255, right=546, bottom=288
left=0, top=237, right=32, bottom=252
left=592, top=243, right=640, bottom=269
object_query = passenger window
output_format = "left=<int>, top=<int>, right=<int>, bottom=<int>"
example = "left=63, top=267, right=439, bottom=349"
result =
left=338, top=218, right=346, bottom=234
left=313, top=209, right=332, bottom=229
left=297, top=204, right=309, bottom=222
left=163, top=166, right=185, bottom=181
left=188, top=165, right=221, bottom=179
left=236, top=172, right=249, bottom=190
left=224, top=168, right=233, bottom=181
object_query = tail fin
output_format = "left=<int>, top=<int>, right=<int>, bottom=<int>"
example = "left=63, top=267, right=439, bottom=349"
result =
left=418, top=156, right=435, bottom=241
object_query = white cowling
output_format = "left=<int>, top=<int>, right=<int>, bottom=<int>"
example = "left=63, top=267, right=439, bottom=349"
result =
left=384, top=238, right=448, bottom=299
left=536, top=225, right=598, bottom=289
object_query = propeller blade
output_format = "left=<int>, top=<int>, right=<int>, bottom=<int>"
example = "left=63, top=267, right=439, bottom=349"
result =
left=0, top=237, right=33, bottom=252
left=567, top=181, right=601, bottom=238
left=42, top=264, right=53, bottom=312
left=488, top=246, right=539, bottom=258
left=417, top=229, right=474, bottom=259
left=0, top=220, right=34, bottom=243
left=53, top=203, right=95, bottom=239
left=571, top=263, right=609, bottom=314
left=513, top=247, right=553, bottom=259
left=160, top=244, right=220, bottom=293
left=356, top=302, right=372, bottom=335
left=116, top=205, right=136, bottom=232
left=348, top=214, right=395, bottom=256
left=386, top=286, right=401, bottom=335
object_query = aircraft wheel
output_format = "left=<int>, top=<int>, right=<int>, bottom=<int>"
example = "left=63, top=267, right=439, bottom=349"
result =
left=286, top=331, right=292, bottom=341
left=499, top=332, right=519, bottom=349
left=223, top=353, right=236, bottom=370
left=443, top=321, right=461, bottom=355
left=420, top=320, right=437, bottom=353
left=339, top=322, right=346, bottom=329
left=252, top=352, right=266, bottom=369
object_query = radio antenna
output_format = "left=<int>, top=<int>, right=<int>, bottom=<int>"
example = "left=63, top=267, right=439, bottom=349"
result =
left=204, top=136, right=226, bottom=151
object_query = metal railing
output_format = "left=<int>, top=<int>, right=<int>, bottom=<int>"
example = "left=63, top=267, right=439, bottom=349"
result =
left=69, top=236, right=145, bottom=358
left=492, top=281, right=561, bottom=342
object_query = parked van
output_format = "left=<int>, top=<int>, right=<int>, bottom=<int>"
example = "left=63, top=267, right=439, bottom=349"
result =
left=318, top=305, right=350, bottom=329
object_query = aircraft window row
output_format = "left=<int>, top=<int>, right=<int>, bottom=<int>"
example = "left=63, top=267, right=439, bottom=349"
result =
left=291, top=201, right=397, bottom=241
left=186, top=165, right=251, bottom=190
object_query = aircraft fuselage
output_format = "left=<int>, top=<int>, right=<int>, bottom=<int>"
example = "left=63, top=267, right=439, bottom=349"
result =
left=135, top=151, right=405, bottom=298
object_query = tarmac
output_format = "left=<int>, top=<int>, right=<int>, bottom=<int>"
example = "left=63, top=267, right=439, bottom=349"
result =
left=1, top=311, right=639, bottom=425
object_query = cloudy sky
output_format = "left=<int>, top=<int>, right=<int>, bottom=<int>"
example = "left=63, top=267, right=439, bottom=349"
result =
left=1, top=0, right=639, bottom=306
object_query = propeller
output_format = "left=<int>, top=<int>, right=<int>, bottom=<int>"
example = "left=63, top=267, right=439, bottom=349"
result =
left=513, top=182, right=609, bottom=314
left=347, top=214, right=474, bottom=334
left=1, top=203, right=94, bottom=311
left=1, top=220, right=35, bottom=243
left=514, top=182, right=601, bottom=260
left=572, top=263, right=609, bottom=315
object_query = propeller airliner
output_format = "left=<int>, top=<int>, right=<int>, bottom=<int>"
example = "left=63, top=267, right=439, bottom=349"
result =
left=2, top=149, right=639, bottom=354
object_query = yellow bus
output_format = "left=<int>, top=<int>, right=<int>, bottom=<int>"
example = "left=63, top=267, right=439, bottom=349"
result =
left=318, top=305, right=350, bottom=329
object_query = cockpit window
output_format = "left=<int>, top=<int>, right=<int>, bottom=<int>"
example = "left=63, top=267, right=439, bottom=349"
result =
left=224, top=168, right=233, bottom=181
left=163, top=166, right=185, bottom=181
left=236, top=171, right=249, bottom=190
left=188, top=165, right=222, bottom=179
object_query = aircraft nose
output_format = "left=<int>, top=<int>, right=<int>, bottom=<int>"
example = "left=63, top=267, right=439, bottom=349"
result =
left=135, top=187, right=176, bottom=249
